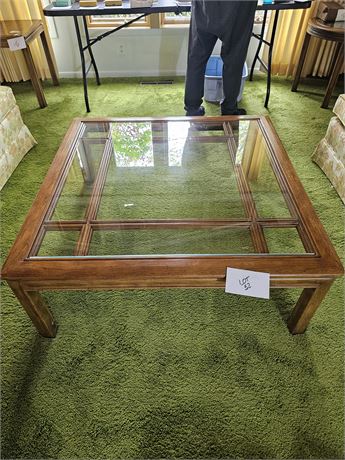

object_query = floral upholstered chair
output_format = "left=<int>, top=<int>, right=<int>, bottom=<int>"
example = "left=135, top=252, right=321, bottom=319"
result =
left=0, top=85, right=36, bottom=190
left=312, top=94, right=345, bottom=204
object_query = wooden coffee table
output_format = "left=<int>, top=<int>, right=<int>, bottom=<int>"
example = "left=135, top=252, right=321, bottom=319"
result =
left=1, top=116, right=343, bottom=337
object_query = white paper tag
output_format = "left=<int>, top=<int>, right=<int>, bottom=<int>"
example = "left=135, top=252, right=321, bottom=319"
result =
left=225, top=268, right=270, bottom=299
left=336, top=9, right=345, bottom=22
left=7, top=36, right=26, bottom=51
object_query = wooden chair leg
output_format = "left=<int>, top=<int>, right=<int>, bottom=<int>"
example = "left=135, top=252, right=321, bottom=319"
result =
left=291, top=32, right=311, bottom=92
left=321, top=42, right=344, bottom=109
left=22, top=44, right=47, bottom=108
left=40, top=29, right=59, bottom=86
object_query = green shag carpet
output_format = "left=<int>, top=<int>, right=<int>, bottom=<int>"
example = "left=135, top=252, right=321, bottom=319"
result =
left=1, top=75, right=344, bottom=459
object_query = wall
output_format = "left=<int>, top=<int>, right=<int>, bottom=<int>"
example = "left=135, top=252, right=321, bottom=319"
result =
left=48, top=16, right=262, bottom=78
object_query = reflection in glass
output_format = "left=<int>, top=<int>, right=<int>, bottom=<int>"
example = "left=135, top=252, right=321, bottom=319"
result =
left=83, top=121, right=111, bottom=138
left=168, top=121, right=189, bottom=167
left=98, top=121, right=244, bottom=220
left=235, top=120, right=251, bottom=162
left=112, top=123, right=154, bottom=168
left=238, top=123, right=291, bottom=218
left=51, top=139, right=104, bottom=221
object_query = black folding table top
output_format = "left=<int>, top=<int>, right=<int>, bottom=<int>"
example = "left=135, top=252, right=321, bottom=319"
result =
left=44, top=0, right=311, bottom=17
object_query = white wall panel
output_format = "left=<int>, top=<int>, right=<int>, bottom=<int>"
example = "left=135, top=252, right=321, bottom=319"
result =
left=50, top=17, right=261, bottom=77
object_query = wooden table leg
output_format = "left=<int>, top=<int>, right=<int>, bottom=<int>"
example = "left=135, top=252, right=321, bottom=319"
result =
left=8, top=281, right=57, bottom=338
left=321, top=42, right=344, bottom=109
left=22, top=44, right=47, bottom=108
left=287, top=282, right=332, bottom=334
left=40, top=29, right=59, bottom=86
left=291, top=32, right=311, bottom=92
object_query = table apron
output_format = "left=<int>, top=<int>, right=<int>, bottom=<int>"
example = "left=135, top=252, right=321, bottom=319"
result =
left=14, top=276, right=337, bottom=291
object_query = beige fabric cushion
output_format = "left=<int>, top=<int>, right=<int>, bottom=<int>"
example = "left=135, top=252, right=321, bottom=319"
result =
left=0, top=87, right=36, bottom=190
left=0, top=86, right=16, bottom=122
left=312, top=138, right=345, bottom=204
left=312, top=94, right=345, bottom=204
left=324, top=116, right=345, bottom=167
left=333, top=94, right=345, bottom=127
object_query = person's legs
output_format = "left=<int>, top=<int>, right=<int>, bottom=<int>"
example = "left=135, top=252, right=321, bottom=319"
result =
left=220, top=1, right=257, bottom=115
left=184, top=10, right=218, bottom=114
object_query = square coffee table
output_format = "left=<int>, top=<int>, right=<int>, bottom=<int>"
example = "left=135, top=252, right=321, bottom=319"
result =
left=1, top=116, right=343, bottom=337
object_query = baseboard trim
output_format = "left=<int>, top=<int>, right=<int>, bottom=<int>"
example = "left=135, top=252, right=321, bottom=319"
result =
left=58, top=67, right=260, bottom=79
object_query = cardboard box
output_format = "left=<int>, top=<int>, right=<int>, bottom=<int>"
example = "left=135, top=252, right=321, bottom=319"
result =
left=105, top=0, right=122, bottom=5
left=53, top=0, right=74, bottom=6
left=79, top=0, right=98, bottom=6
left=129, top=0, right=153, bottom=7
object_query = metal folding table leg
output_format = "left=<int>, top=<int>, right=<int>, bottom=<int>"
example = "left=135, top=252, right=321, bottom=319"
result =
left=264, top=10, right=279, bottom=108
left=249, top=10, right=267, bottom=82
left=249, top=9, right=280, bottom=108
left=82, top=16, right=101, bottom=86
left=74, top=16, right=90, bottom=112
left=73, top=13, right=148, bottom=112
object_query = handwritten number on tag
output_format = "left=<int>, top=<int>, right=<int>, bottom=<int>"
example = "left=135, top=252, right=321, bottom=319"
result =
left=225, top=268, right=270, bottom=299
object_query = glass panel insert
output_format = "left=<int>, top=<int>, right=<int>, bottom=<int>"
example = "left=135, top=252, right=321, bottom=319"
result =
left=82, top=121, right=111, bottom=138
left=235, top=121, right=292, bottom=218
left=98, top=120, right=245, bottom=219
left=89, top=228, right=254, bottom=256
left=37, top=231, right=80, bottom=257
left=264, top=227, right=309, bottom=254
left=33, top=119, right=312, bottom=258
left=51, top=139, right=106, bottom=221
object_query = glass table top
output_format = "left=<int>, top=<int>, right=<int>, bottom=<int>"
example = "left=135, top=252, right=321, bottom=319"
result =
left=30, top=118, right=313, bottom=258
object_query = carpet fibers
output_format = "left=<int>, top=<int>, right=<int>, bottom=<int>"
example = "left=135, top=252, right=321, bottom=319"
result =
left=0, top=76, right=344, bottom=459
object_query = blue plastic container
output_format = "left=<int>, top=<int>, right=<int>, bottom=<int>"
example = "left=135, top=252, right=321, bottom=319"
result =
left=204, top=56, right=248, bottom=103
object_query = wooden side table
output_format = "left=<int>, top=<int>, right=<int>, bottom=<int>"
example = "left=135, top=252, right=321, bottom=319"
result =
left=292, top=18, right=344, bottom=109
left=0, top=19, right=59, bottom=108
